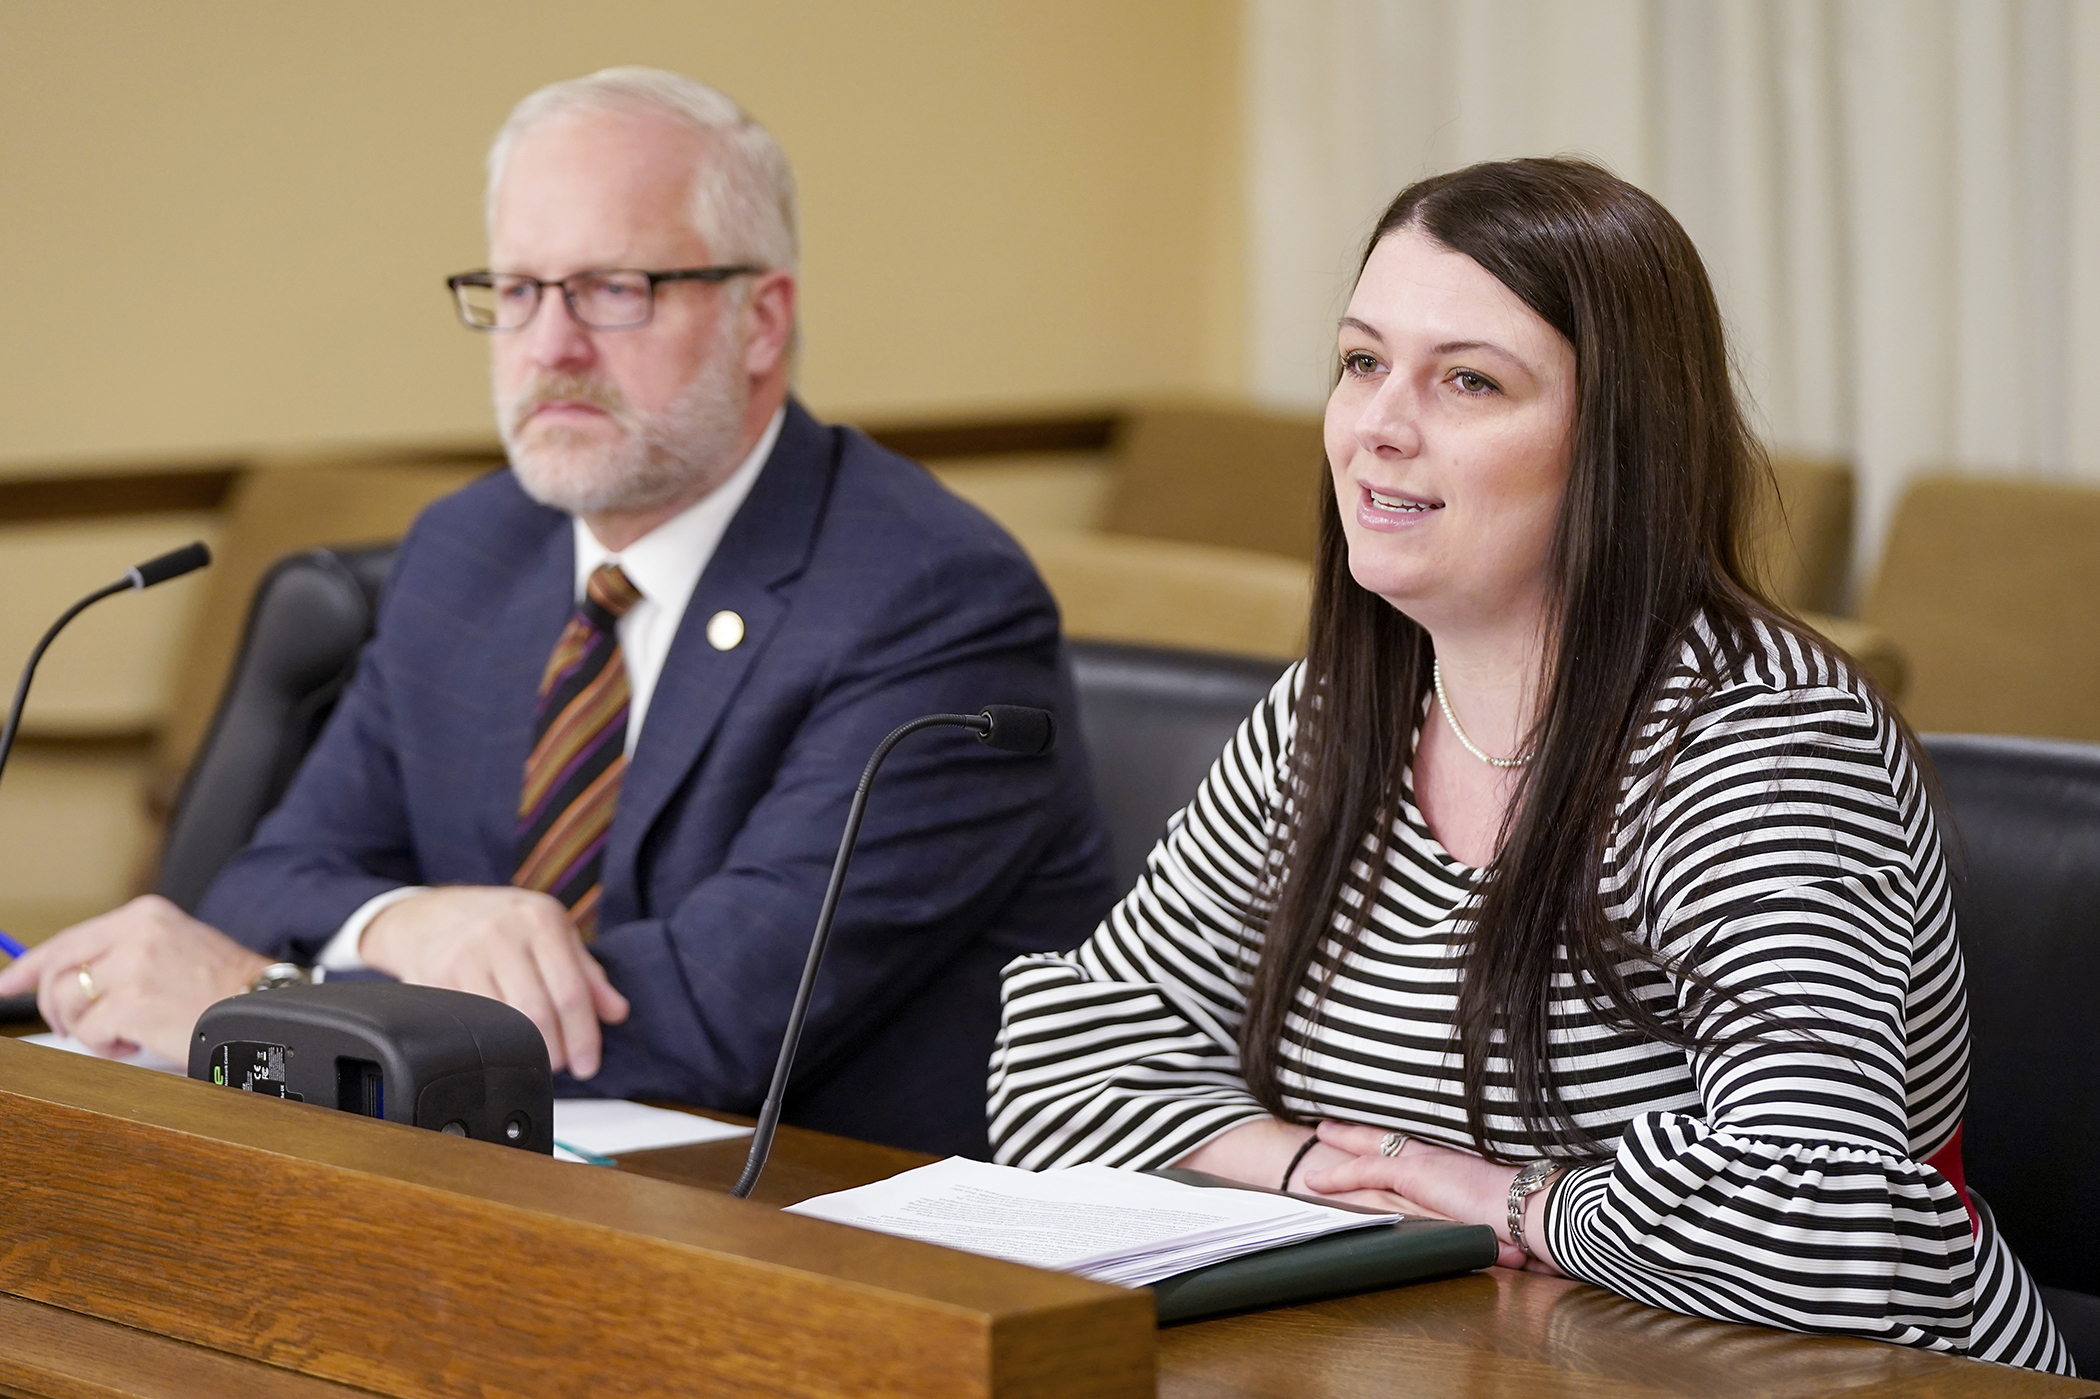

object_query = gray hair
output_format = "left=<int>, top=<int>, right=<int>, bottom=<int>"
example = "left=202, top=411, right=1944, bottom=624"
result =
left=486, top=67, right=797, bottom=272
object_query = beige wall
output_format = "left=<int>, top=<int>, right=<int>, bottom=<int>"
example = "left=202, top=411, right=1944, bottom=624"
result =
left=1, top=1, right=1243, bottom=474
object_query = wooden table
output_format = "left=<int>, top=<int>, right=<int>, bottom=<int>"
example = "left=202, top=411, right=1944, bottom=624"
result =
left=619, top=1120, right=2099, bottom=1399
left=0, top=1021, right=2091, bottom=1399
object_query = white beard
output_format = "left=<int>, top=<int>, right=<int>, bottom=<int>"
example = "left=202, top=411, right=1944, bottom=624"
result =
left=497, top=323, right=751, bottom=517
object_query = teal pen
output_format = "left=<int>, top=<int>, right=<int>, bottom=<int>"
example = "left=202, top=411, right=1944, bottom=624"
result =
left=0, top=930, right=26, bottom=959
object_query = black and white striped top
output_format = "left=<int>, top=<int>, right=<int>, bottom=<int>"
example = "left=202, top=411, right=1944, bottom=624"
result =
left=990, top=620, right=2071, bottom=1373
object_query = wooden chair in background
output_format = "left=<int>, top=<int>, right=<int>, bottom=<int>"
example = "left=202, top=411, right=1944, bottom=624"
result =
left=1756, top=454, right=1853, bottom=616
left=1864, top=476, right=2100, bottom=743
left=1015, top=529, right=1308, bottom=663
left=153, top=451, right=497, bottom=794
left=1102, top=401, right=1325, bottom=563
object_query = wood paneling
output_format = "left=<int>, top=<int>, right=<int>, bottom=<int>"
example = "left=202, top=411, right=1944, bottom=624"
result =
left=0, top=411, right=1117, bottom=534
left=0, top=469, right=239, bottom=524
left=860, top=412, right=1119, bottom=461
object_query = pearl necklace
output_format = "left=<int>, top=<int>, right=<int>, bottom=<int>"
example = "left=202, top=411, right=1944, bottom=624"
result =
left=1431, top=659, right=1532, bottom=769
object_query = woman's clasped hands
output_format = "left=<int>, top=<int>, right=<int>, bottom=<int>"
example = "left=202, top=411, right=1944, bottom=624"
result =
left=1303, top=1121, right=1557, bottom=1274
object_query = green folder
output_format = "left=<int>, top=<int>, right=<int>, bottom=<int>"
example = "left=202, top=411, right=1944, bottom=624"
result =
left=1141, top=1167, right=1499, bottom=1324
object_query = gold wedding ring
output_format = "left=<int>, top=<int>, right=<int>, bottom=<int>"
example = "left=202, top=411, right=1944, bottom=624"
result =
left=75, top=963, right=100, bottom=1003
left=1379, top=1131, right=1409, bottom=1158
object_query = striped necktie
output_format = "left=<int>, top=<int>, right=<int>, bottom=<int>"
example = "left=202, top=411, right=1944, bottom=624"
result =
left=514, top=563, right=642, bottom=937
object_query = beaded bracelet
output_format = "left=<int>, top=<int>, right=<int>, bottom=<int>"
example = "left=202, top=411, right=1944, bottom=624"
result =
left=1280, top=1133, right=1321, bottom=1192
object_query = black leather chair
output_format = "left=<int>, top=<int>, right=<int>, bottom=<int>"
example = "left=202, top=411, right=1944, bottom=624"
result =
left=1923, top=732, right=2100, bottom=1374
left=155, top=545, right=396, bottom=912
left=1067, top=640, right=1288, bottom=896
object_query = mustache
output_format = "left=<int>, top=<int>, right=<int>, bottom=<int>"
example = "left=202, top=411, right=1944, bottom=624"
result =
left=503, top=374, right=631, bottom=435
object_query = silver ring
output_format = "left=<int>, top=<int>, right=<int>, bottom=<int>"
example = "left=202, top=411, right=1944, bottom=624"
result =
left=1379, top=1131, right=1408, bottom=1158
left=76, top=963, right=100, bottom=1003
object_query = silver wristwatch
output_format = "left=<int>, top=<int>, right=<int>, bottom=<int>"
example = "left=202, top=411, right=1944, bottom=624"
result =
left=1506, top=1159, right=1559, bottom=1259
left=243, top=962, right=313, bottom=994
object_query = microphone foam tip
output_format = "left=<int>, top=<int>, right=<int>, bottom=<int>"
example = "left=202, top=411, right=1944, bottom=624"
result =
left=978, top=705, right=1055, bottom=756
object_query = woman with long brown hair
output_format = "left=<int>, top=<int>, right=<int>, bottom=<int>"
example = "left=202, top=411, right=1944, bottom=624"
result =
left=988, top=158, right=2070, bottom=1372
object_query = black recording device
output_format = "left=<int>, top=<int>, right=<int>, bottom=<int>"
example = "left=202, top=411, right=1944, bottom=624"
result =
left=731, top=703, right=1056, bottom=1197
left=189, top=981, right=554, bottom=1153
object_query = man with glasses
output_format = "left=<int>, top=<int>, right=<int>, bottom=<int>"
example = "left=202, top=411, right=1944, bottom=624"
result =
left=1, top=68, right=1112, bottom=1158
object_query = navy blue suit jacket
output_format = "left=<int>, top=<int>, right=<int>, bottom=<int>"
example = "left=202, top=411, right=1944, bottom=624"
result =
left=199, top=401, right=1115, bottom=1156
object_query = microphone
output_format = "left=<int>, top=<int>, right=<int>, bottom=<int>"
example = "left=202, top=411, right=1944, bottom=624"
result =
left=730, top=704, right=1056, bottom=1199
left=0, top=542, right=213, bottom=785
left=976, top=703, right=1055, bottom=756
left=127, top=540, right=212, bottom=590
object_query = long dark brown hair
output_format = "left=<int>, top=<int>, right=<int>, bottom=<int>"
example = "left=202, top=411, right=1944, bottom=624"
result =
left=1238, top=158, right=1849, bottom=1158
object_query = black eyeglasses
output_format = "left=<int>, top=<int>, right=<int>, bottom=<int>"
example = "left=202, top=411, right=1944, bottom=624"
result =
left=446, top=265, right=763, bottom=331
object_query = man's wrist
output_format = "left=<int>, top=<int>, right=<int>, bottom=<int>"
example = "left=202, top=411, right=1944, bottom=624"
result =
left=242, top=961, right=315, bottom=994
left=229, top=952, right=272, bottom=998
left=322, top=886, right=430, bottom=974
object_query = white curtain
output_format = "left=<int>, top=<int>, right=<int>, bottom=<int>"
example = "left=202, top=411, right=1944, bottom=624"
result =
left=1245, top=0, right=2100, bottom=594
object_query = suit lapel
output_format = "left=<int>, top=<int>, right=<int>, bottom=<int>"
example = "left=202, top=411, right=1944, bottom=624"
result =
left=600, top=401, right=837, bottom=920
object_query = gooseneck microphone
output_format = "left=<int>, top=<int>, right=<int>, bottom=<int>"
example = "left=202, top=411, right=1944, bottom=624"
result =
left=730, top=703, right=1056, bottom=1198
left=0, top=542, right=213, bottom=784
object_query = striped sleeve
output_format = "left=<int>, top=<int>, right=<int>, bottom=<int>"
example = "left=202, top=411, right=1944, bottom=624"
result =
left=988, top=667, right=1299, bottom=1169
left=1546, top=680, right=1979, bottom=1352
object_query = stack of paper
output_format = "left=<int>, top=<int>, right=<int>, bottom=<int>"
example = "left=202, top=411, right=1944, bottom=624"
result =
left=24, top=1032, right=184, bottom=1073
left=550, top=1099, right=750, bottom=1163
left=784, top=1157, right=1397, bottom=1286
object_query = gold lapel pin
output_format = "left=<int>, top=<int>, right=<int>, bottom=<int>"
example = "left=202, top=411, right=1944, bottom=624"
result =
left=706, top=609, right=745, bottom=651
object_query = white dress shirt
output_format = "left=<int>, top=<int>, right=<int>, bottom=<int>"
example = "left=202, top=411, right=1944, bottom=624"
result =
left=316, top=406, right=785, bottom=970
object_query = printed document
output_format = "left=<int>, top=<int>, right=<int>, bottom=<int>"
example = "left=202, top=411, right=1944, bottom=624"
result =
left=785, top=1157, right=1397, bottom=1286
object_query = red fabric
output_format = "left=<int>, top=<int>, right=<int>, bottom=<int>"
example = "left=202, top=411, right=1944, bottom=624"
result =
left=1926, top=1122, right=1979, bottom=1235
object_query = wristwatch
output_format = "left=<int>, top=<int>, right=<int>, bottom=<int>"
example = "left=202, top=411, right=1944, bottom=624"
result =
left=1506, top=1159, right=1560, bottom=1260
left=243, top=962, right=313, bottom=994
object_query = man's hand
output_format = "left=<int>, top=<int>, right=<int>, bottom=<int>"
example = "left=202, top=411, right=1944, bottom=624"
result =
left=360, top=887, right=630, bottom=1079
left=0, top=895, right=267, bottom=1062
